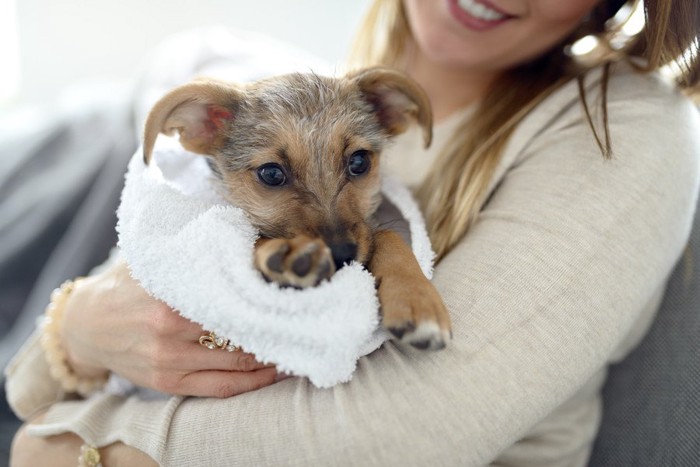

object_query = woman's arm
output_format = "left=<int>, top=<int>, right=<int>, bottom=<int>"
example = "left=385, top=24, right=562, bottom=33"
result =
left=5, top=259, right=278, bottom=420
left=57, top=261, right=278, bottom=397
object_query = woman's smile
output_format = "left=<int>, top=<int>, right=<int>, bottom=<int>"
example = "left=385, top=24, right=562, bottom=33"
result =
left=448, top=0, right=513, bottom=30
left=405, top=0, right=602, bottom=72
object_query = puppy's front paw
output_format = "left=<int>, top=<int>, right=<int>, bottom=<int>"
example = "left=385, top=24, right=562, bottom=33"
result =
left=379, top=276, right=452, bottom=351
left=255, top=236, right=335, bottom=288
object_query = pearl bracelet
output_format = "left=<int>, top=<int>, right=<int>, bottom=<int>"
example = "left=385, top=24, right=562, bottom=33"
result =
left=40, top=279, right=108, bottom=396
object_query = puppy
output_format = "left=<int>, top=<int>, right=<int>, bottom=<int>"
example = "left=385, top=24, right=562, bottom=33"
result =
left=142, top=67, right=451, bottom=350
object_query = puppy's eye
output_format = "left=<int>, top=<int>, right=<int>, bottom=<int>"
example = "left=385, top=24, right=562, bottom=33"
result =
left=257, top=163, right=287, bottom=186
left=348, top=150, right=370, bottom=176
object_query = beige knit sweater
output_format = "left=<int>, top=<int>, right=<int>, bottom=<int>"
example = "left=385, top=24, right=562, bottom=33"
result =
left=6, top=62, right=700, bottom=466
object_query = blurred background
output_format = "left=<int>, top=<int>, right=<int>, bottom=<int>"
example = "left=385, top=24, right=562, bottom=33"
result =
left=0, top=0, right=371, bottom=108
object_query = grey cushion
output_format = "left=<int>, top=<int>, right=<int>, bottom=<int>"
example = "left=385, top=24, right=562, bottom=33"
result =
left=0, top=95, right=137, bottom=374
left=590, top=195, right=700, bottom=465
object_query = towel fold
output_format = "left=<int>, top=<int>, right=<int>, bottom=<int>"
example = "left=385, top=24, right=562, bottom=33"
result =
left=116, top=136, right=434, bottom=388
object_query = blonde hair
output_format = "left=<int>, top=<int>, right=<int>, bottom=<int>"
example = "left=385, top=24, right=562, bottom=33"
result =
left=349, top=0, right=700, bottom=261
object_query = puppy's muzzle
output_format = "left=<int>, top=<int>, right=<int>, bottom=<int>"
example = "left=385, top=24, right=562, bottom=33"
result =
left=329, top=242, right=357, bottom=270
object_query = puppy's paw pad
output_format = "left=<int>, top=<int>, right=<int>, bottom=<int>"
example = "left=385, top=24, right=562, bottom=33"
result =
left=256, top=237, right=335, bottom=288
left=291, top=251, right=313, bottom=277
left=266, top=244, right=289, bottom=274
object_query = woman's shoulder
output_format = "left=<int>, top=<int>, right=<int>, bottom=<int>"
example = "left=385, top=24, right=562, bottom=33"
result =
left=605, top=61, right=699, bottom=124
left=499, top=61, right=700, bottom=211
left=544, top=61, right=699, bottom=135
left=510, top=61, right=700, bottom=164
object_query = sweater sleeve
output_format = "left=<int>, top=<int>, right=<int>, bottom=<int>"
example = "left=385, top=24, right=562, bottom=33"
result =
left=17, top=71, right=700, bottom=466
left=4, top=329, right=66, bottom=420
left=4, top=250, right=124, bottom=420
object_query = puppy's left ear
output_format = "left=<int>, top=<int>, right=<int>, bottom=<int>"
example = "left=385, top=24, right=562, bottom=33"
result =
left=351, top=67, right=433, bottom=148
left=142, top=79, right=242, bottom=164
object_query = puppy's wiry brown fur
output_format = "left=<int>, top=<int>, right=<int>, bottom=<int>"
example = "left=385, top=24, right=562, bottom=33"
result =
left=143, top=67, right=450, bottom=350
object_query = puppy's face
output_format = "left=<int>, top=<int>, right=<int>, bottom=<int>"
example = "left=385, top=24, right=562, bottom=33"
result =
left=143, top=68, right=432, bottom=268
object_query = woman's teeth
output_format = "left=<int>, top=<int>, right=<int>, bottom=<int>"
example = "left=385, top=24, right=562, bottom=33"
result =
left=457, top=0, right=506, bottom=21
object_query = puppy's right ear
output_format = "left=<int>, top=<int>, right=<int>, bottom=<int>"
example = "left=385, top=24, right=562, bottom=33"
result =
left=143, top=80, right=242, bottom=164
left=350, top=67, right=433, bottom=149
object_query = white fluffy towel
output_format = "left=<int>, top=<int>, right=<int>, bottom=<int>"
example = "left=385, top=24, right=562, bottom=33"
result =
left=116, top=138, right=435, bottom=388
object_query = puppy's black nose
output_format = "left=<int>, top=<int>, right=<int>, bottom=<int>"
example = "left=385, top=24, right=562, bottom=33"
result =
left=329, top=242, right=357, bottom=270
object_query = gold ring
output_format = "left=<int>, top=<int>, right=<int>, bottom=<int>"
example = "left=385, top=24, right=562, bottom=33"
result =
left=78, top=444, right=102, bottom=467
left=198, top=331, right=241, bottom=352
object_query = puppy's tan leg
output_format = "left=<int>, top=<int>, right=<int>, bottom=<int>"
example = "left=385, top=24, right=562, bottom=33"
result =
left=369, top=230, right=451, bottom=350
left=255, top=236, right=335, bottom=288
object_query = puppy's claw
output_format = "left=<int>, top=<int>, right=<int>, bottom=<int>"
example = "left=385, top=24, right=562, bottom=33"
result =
left=388, top=322, right=416, bottom=340
left=409, top=338, right=446, bottom=351
left=409, top=339, right=431, bottom=350
left=403, top=322, right=448, bottom=351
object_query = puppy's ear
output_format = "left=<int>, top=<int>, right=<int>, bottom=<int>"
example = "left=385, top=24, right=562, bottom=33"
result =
left=143, top=79, right=242, bottom=164
left=351, top=67, right=433, bottom=148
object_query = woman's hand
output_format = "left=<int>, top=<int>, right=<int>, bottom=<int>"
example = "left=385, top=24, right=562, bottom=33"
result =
left=59, top=259, right=279, bottom=397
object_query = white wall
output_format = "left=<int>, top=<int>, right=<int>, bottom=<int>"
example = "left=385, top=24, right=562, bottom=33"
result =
left=0, top=0, right=20, bottom=102
left=14, top=0, right=371, bottom=105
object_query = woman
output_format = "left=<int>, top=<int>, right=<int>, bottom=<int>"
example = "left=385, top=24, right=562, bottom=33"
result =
left=8, top=0, right=700, bottom=465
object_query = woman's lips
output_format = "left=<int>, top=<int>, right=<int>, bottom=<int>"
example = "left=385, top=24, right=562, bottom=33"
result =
left=447, top=0, right=514, bottom=31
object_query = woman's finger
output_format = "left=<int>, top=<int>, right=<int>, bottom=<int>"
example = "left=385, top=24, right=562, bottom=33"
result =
left=145, top=333, right=274, bottom=373
left=173, top=367, right=279, bottom=398
left=185, top=345, right=276, bottom=372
